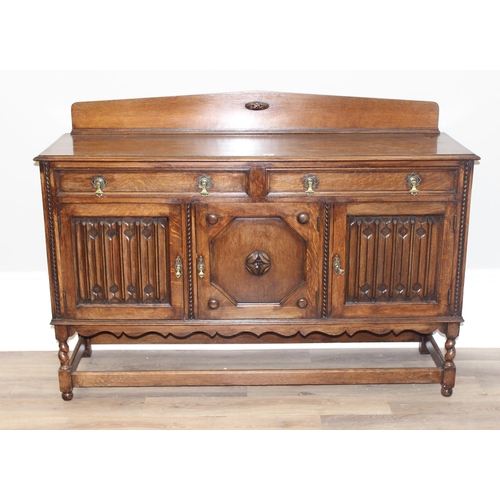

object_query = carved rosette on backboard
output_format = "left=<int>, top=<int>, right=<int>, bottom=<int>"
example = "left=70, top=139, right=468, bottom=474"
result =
left=244, top=101, right=269, bottom=111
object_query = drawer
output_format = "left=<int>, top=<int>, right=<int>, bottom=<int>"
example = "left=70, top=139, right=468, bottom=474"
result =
left=267, top=168, right=458, bottom=196
left=56, top=169, right=249, bottom=197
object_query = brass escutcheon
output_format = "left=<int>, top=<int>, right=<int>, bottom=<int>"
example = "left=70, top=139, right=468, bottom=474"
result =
left=303, top=175, right=319, bottom=196
left=333, top=254, right=345, bottom=275
left=406, top=173, right=422, bottom=196
left=197, top=175, right=212, bottom=196
left=91, top=175, right=107, bottom=197
left=197, top=255, right=205, bottom=278
left=174, top=256, right=183, bottom=279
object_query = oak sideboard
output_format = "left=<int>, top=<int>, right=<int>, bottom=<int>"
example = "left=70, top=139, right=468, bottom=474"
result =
left=35, top=91, right=478, bottom=400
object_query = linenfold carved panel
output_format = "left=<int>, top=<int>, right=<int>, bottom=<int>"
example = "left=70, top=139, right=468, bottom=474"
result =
left=346, top=215, right=443, bottom=303
left=73, top=217, right=171, bottom=305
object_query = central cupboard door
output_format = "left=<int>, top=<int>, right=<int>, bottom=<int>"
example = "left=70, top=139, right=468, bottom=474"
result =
left=195, top=203, right=322, bottom=319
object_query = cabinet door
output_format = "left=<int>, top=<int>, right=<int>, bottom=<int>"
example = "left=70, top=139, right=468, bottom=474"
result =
left=331, top=201, right=456, bottom=318
left=58, top=203, right=184, bottom=319
left=195, top=203, right=321, bottom=319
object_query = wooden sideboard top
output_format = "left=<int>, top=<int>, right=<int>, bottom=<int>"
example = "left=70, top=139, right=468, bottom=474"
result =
left=35, top=132, right=477, bottom=162
left=35, top=92, right=479, bottom=161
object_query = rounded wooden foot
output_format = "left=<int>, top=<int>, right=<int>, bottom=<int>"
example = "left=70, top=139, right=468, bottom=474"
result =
left=441, top=387, right=453, bottom=397
left=83, top=337, right=92, bottom=357
left=419, top=343, right=430, bottom=355
left=61, top=391, right=74, bottom=401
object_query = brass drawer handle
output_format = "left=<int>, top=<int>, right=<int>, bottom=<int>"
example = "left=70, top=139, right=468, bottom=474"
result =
left=174, top=256, right=183, bottom=279
left=303, top=175, right=319, bottom=196
left=91, top=175, right=107, bottom=197
left=197, top=255, right=205, bottom=278
left=197, top=175, right=212, bottom=196
left=406, top=173, right=422, bottom=196
left=333, top=254, right=345, bottom=275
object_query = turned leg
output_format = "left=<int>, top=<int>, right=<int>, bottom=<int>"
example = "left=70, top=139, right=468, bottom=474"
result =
left=441, top=323, right=459, bottom=397
left=55, top=325, right=73, bottom=401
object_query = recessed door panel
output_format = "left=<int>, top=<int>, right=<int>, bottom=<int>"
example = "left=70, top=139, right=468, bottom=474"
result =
left=196, top=203, right=321, bottom=319
left=59, top=203, right=184, bottom=320
left=331, top=201, right=456, bottom=318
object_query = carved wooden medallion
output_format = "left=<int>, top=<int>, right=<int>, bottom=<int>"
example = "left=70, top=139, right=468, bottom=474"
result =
left=245, top=101, right=269, bottom=111
left=245, top=250, right=271, bottom=276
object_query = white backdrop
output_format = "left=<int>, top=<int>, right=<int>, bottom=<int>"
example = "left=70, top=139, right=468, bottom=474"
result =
left=1, top=70, right=499, bottom=349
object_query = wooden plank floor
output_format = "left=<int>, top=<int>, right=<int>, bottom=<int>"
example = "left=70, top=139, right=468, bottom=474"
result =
left=1, top=347, right=499, bottom=430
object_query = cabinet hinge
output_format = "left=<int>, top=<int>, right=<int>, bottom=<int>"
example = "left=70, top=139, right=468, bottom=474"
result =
left=448, top=289, right=452, bottom=305
left=58, top=215, right=61, bottom=236
left=62, top=291, right=68, bottom=314
left=453, top=214, right=457, bottom=233
left=315, top=289, right=319, bottom=306
left=317, top=216, right=321, bottom=232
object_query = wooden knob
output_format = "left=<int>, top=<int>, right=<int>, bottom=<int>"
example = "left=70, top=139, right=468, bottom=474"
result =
left=297, top=298, right=308, bottom=308
left=207, top=213, right=219, bottom=225
left=297, top=212, right=310, bottom=224
left=208, top=298, right=219, bottom=309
